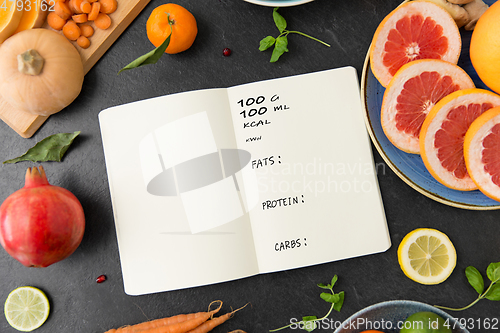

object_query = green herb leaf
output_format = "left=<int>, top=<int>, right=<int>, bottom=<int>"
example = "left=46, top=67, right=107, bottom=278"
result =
left=330, top=275, right=338, bottom=288
left=3, top=131, right=80, bottom=164
left=333, top=291, right=344, bottom=312
left=301, top=316, right=317, bottom=332
left=320, top=292, right=339, bottom=304
left=270, top=35, right=288, bottom=62
left=273, top=7, right=287, bottom=33
left=487, top=262, right=500, bottom=282
left=317, top=283, right=331, bottom=290
left=118, top=16, right=172, bottom=74
left=485, top=283, right=500, bottom=301
left=259, top=36, right=276, bottom=51
left=466, top=266, right=484, bottom=294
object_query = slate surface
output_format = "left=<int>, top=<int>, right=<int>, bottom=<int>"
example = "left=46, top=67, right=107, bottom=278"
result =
left=0, top=0, right=499, bottom=332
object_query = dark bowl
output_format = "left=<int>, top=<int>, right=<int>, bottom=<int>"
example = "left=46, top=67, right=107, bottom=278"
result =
left=333, top=300, right=470, bottom=333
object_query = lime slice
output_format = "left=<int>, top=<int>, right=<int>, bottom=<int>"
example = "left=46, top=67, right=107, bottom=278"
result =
left=397, top=228, right=457, bottom=285
left=4, top=286, right=50, bottom=332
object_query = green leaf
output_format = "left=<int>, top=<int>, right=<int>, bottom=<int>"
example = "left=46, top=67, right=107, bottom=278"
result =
left=465, top=266, right=484, bottom=294
left=487, top=262, right=500, bottom=282
left=330, top=275, right=338, bottom=288
left=317, top=283, right=331, bottom=289
left=485, top=283, right=500, bottom=301
left=301, top=316, right=317, bottom=332
left=118, top=17, right=172, bottom=74
left=259, top=36, right=276, bottom=51
left=270, top=35, right=288, bottom=62
left=320, top=292, right=339, bottom=304
left=273, top=7, right=287, bottom=33
left=333, top=291, right=344, bottom=312
left=3, top=131, right=80, bottom=164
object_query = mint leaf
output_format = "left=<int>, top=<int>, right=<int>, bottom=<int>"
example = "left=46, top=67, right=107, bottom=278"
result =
left=487, top=262, right=500, bottom=282
left=273, top=7, right=287, bottom=32
left=317, top=283, right=331, bottom=289
left=302, top=316, right=317, bottom=332
left=466, top=266, right=484, bottom=294
left=3, top=131, right=80, bottom=164
left=485, top=283, right=500, bottom=301
left=331, top=275, right=338, bottom=288
left=270, top=35, right=288, bottom=62
left=259, top=36, right=276, bottom=51
left=320, top=292, right=339, bottom=304
left=333, top=291, right=344, bottom=312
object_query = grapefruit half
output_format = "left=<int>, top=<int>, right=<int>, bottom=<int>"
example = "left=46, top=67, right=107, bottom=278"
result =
left=370, top=0, right=461, bottom=87
left=381, top=59, right=474, bottom=154
left=420, top=89, right=500, bottom=191
left=464, top=106, right=500, bottom=202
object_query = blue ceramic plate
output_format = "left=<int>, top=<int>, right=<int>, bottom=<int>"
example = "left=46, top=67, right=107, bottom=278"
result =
left=334, top=300, right=470, bottom=333
left=361, top=0, right=500, bottom=210
left=243, top=0, right=313, bottom=7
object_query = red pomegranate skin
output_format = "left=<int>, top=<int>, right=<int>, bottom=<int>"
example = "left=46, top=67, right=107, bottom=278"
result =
left=0, top=166, right=85, bottom=267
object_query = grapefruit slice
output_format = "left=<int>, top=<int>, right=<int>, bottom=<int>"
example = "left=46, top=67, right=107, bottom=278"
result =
left=370, top=0, right=461, bottom=87
left=381, top=59, right=475, bottom=154
left=420, top=89, right=500, bottom=190
left=464, top=106, right=500, bottom=202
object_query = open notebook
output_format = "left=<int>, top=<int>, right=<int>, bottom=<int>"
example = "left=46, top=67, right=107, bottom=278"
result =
left=99, top=67, right=391, bottom=295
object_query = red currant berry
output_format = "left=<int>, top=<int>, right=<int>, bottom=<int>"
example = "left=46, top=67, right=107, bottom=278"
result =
left=96, top=274, right=107, bottom=283
left=223, top=48, right=232, bottom=57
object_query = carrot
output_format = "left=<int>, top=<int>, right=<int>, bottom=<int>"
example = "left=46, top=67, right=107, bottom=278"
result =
left=79, top=23, right=94, bottom=37
left=54, top=1, right=72, bottom=20
left=77, top=35, right=90, bottom=48
left=80, top=0, right=91, bottom=13
left=98, top=0, right=117, bottom=14
left=184, top=304, right=248, bottom=333
left=62, top=20, right=81, bottom=40
left=72, top=13, right=87, bottom=23
left=94, top=12, right=111, bottom=29
left=70, top=0, right=83, bottom=13
left=87, top=2, right=100, bottom=20
left=104, top=301, right=223, bottom=333
left=47, top=12, right=67, bottom=30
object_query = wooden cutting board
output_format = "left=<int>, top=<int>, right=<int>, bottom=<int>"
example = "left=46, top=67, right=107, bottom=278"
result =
left=0, top=0, right=151, bottom=138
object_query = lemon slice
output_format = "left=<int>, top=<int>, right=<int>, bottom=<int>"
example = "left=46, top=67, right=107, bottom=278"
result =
left=4, top=286, right=50, bottom=332
left=397, top=228, right=457, bottom=285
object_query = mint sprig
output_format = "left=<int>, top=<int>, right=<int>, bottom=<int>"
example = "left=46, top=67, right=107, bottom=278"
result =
left=270, top=275, right=344, bottom=332
left=435, top=262, right=500, bottom=311
left=259, top=7, right=330, bottom=62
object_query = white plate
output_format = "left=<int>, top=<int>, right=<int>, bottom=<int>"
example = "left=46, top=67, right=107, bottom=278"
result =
left=243, top=0, right=313, bottom=7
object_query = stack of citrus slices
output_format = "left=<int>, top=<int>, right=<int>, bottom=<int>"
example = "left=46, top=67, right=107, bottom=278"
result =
left=370, top=0, right=500, bottom=202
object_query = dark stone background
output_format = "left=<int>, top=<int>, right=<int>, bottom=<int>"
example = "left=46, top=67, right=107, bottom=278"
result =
left=0, top=0, right=498, bottom=332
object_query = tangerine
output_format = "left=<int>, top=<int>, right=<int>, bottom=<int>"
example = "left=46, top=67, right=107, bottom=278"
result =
left=146, top=3, right=197, bottom=54
left=470, top=1, right=500, bottom=94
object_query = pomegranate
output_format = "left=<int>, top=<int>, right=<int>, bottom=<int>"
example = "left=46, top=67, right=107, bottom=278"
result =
left=0, top=166, right=85, bottom=267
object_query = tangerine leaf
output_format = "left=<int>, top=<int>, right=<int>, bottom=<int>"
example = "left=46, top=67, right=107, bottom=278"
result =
left=465, top=266, right=484, bottom=295
left=273, top=7, right=287, bottom=33
left=270, top=36, right=288, bottom=62
left=3, top=131, right=80, bottom=164
left=118, top=20, right=172, bottom=74
left=259, top=36, right=276, bottom=51
left=333, top=291, right=344, bottom=312
left=487, top=262, right=500, bottom=282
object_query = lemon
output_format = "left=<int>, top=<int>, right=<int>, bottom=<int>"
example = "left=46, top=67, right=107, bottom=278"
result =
left=4, top=286, right=50, bottom=332
left=397, top=228, right=456, bottom=285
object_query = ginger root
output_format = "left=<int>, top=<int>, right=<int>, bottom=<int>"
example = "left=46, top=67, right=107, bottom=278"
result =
left=463, top=0, right=489, bottom=30
left=414, top=0, right=488, bottom=30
